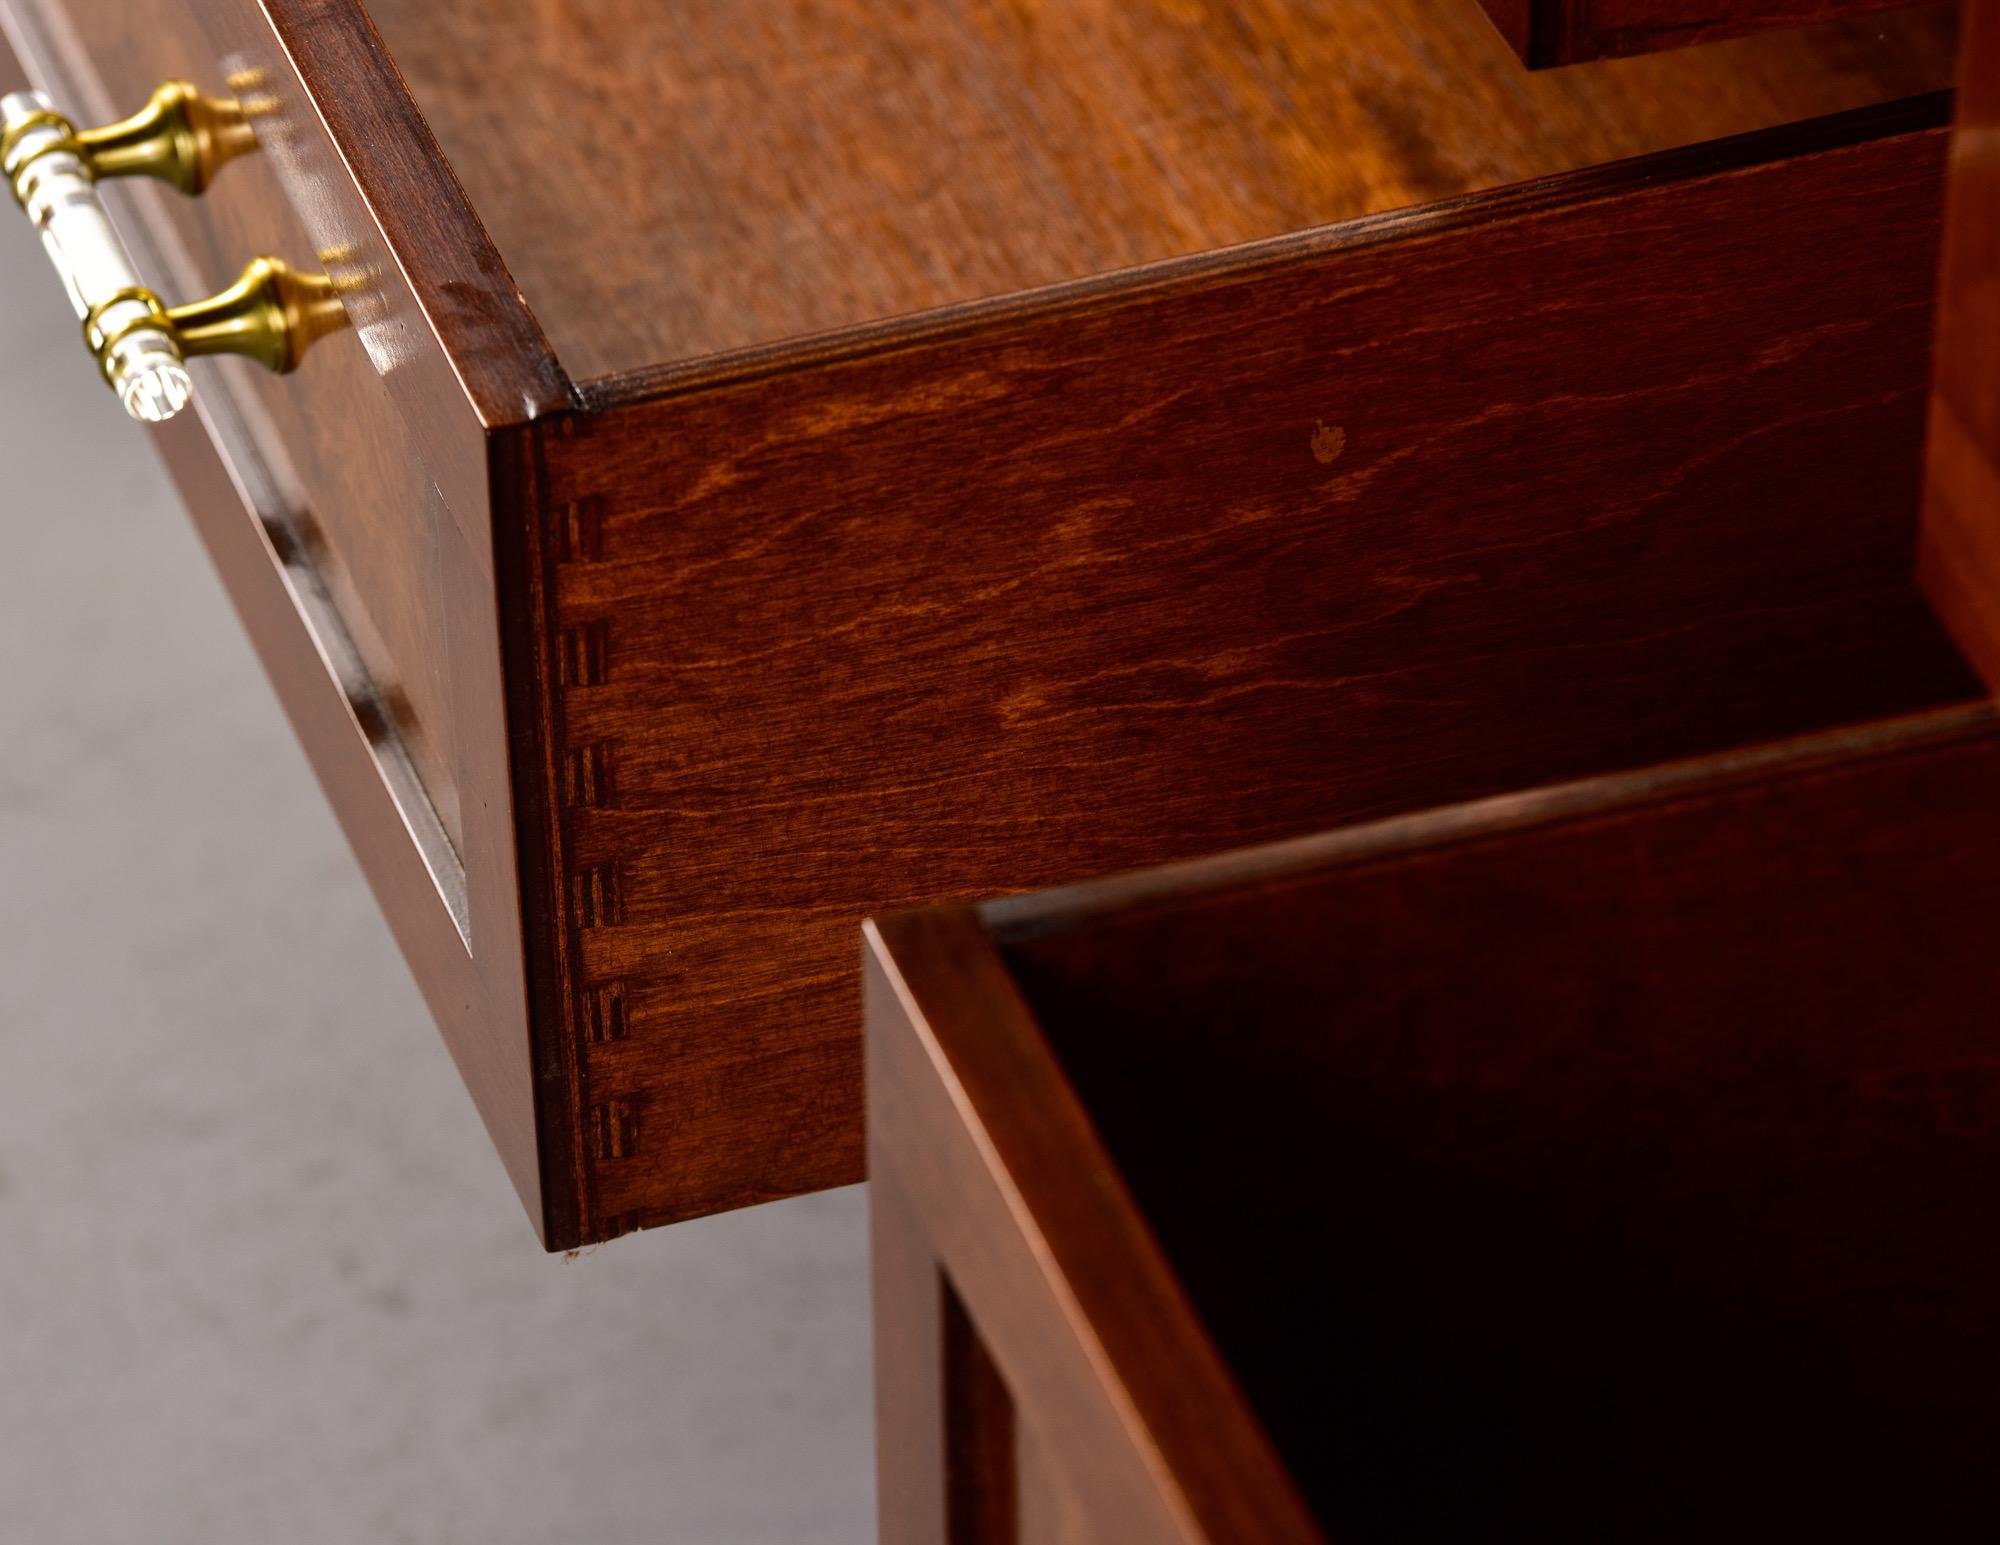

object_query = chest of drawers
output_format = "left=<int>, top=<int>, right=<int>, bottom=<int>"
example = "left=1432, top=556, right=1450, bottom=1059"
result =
left=0, top=0, right=1971, bottom=1246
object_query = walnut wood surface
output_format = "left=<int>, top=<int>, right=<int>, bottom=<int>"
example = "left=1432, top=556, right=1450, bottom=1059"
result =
left=364, top=0, right=1956, bottom=380
left=871, top=702, right=2000, bottom=1541
left=523, top=105, right=1975, bottom=1237
left=1919, top=0, right=2000, bottom=692
left=1477, top=0, right=1936, bottom=64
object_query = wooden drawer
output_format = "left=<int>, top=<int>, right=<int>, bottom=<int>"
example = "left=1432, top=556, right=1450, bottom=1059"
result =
left=866, top=702, right=2000, bottom=1542
left=1476, top=0, right=1939, bottom=65
left=0, top=0, right=1966, bottom=1246
left=0, top=0, right=556, bottom=1221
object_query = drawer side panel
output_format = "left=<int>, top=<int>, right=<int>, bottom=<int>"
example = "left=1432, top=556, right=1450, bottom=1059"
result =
left=533, top=108, right=1974, bottom=1236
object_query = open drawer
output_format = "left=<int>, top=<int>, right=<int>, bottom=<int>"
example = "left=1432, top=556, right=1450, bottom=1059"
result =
left=1475, top=0, right=1941, bottom=65
left=866, top=702, right=2000, bottom=1542
left=0, top=0, right=1969, bottom=1244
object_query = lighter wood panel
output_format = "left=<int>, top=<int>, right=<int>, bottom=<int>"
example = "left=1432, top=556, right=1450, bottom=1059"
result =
left=1919, top=0, right=2000, bottom=688
left=367, top=0, right=1959, bottom=379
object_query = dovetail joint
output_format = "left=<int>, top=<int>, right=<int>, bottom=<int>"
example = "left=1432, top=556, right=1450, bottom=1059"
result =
left=571, top=864, right=624, bottom=929
left=558, top=621, right=610, bottom=687
left=591, top=1099, right=640, bottom=1161
left=565, top=740, right=617, bottom=809
left=555, top=498, right=604, bottom=563
left=581, top=980, right=629, bottom=1044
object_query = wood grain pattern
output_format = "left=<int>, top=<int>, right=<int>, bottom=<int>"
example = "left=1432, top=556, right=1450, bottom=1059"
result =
left=1919, top=0, right=2000, bottom=690
left=972, top=702, right=2000, bottom=1539
left=1476, top=0, right=1936, bottom=65
left=529, top=105, right=1975, bottom=1237
left=12, top=0, right=1972, bottom=1249
left=364, top=0, right=1957, bottom=379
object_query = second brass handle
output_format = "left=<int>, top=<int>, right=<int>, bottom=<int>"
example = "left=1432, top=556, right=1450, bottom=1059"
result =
left=3, top=87, right=344, bottom=421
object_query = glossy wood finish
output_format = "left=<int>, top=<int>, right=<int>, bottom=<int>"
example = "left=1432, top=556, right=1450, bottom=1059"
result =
left=1919, top=0, right=2000, bottom=690
left=365, top=0, right=1956, bottom=380
left=531, top=105, right=1975, bottom=1237
left=0, top=0, right=577, bottom=1240
left=871, top=702, right=2000, bottom=1542
left=5, top=0, right=1971, bottom=1246
left=1477, top=0, right=1935, bottom=65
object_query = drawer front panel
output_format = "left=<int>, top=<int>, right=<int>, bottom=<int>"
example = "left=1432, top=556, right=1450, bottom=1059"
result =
left=11, top=0, right=476, bottom=858
left=1, top=0, right=571, bottom=1239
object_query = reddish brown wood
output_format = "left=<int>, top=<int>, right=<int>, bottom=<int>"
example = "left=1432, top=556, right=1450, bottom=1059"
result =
left=1476, top=0, right=1937, bottom=65
left=874, top=1174, right=952, bottom=1545
left=364, top=0, right=1956, bottom=378
left=871, top=702, right=2000, bottom=1541
left=4, top=0, right=1972, bottom=1248
left=1919, top=0, right=2000, bottom=690
left=536, top=105, right=1974, bottom=1237
left=943, top=1286, right=1019, bottom=1545
left=866, top=915, right=1319, bottom=1544
left=1014, top=1432, right=1091, bottom=1545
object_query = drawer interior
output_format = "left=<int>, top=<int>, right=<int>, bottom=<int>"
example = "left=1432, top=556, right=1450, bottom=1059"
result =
left=363, top=0, right=1959, bottom=380
left=989, top=704, right=2000, bottom=1538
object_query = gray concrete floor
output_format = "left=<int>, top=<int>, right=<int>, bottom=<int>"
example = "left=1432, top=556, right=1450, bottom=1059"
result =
left=0, top=207, right=874, bottom=1541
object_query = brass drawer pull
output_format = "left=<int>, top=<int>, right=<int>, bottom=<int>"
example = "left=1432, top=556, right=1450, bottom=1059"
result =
left=1, top=86, right=343, bottom=422
left=0, top=80, right=255, bottom=195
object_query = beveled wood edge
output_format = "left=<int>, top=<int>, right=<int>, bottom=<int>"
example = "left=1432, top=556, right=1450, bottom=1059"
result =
left=978, top=699, right=1998, bottom=948
left=575, top=90, right=1953, bottom=413
left=494, top=420, right=588, bottom=1250
left=259, top=0, right=572, bottom=427
left=1917, top=0, right=1999, bottom=698
left=865, top=910, right=1325, bottom=1545
left=1918, top=406, right=2000, bottom=693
